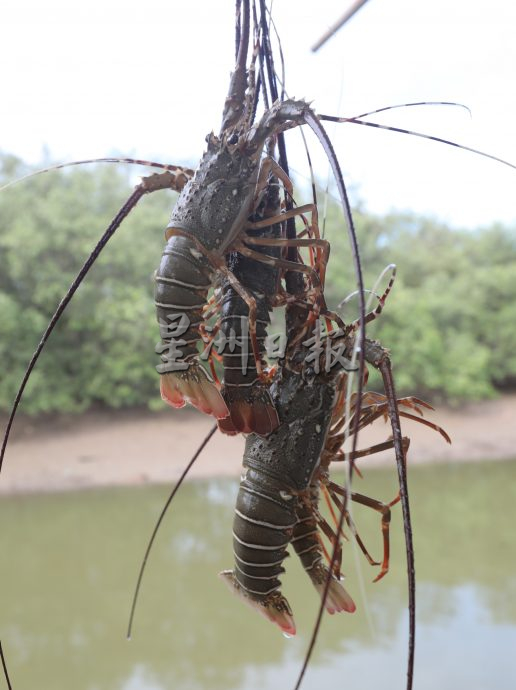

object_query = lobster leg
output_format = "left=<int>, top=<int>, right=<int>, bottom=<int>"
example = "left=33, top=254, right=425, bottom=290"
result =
left=328, top=438, right=410, bottom=462
left=328, top=484, right=392, bottom=582
left=321, top=482, right=381, bottom=570
left=344, top=511, right=381, bottom=569
left=242, top=234, right=331, bottom=288
left=233, top=243, right=347, bottom=341
left=252, top=154, right=295, bottom=208
left=245, top=204, right=315, bottom=229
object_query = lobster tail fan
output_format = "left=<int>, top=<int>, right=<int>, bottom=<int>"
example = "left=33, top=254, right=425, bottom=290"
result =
left=220, top=383, right=279, bottom=436
left=160, top=365, right=229, bottom=419
left=310, top=566, right=356, bottom=615
left=219, top=570, right=296, bottom=636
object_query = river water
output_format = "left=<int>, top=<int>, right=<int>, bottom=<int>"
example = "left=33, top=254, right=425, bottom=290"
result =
left=1, top=460, right=515, bottom=689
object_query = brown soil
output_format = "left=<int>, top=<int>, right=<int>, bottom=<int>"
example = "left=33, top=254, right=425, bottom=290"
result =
left=1, top=395, right=515, bottom=494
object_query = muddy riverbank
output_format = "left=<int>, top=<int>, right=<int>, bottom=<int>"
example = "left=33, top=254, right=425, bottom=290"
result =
left=1, top=394, right=515, bottom=494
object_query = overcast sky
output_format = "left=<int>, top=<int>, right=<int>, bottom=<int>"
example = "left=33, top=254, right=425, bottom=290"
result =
left=2, top=0, right=516, bottom=228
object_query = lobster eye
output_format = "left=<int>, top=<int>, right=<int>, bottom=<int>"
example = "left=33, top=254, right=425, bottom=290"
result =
left=227, top=132, right=239, bottom=145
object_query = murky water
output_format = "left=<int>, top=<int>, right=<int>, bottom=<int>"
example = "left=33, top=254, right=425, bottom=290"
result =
left=1, top=460, right=516, bottom=689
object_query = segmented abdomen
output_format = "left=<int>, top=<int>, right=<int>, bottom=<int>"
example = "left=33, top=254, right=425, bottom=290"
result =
left=155, top=234, right=229, bottom=419
left=155, top=234, right=212, bottom=364
left=217, top=181, right=283, bottom=435
left=229, top=369, right=336, bottom=599
left=221, top=367, right=358, bottom=632
left=232, top=467, right=296, bottom=598
left=291, top=481, right=322, bottom=574
left=219, top=248, right=276, bottom=389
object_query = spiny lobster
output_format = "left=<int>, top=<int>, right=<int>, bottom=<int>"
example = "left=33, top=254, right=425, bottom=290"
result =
left=1, top=3, right=515, bottom=690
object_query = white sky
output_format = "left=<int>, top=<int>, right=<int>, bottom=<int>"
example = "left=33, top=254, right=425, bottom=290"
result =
left=1, top=0, right=516, bottom=229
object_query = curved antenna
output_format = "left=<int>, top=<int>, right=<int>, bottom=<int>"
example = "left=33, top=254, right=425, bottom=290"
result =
left=348, top=100, right=472, bottom=121
left=311, top=0, right=371, bottom=52
left=0, top=641, right=12, bottom=690
left=374, top=350, right=416, bottom=690
left=294, top=111, right=367, bottom=690
left=338, top=287, right=377, bottom=308
left=0, top=158, right=191, bottom=194
left=126, top=423, right=218, bottom=640
left=320, top=114, right=516, bottom=171
left=0, top=186, right=147, bottom=475
left=340, top=264, right=397, bottom=329
left=254, top=19, right=368, bottom=681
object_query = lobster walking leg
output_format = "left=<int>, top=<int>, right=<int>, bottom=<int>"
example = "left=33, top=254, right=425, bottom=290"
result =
left=327, top=484, right=392, bottom=582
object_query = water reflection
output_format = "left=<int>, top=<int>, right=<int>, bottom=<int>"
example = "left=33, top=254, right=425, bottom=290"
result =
left=1, top=459, right=515, bottom=689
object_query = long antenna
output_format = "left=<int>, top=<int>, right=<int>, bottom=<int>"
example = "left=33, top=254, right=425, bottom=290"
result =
left=0, top=187, right=146, bottom=474
left=0, top=641, right=12, bottom=690
left=293, top=110, right=367, bottom=690
left=126, top=424, right=218, bottom=640
left=377, top=354, right=415, bottom=690
left=311, top=0, right=371, bottom=52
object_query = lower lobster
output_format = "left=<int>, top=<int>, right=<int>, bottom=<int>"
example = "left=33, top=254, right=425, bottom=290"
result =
left=220, top=305, right=451, bottom=635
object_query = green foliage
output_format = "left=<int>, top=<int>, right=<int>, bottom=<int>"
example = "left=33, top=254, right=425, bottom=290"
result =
left=0, top=155, right=176, bottom=414
left=0, top=154, right=515, bottom=415
left=324, top=209, right=516, bottom=404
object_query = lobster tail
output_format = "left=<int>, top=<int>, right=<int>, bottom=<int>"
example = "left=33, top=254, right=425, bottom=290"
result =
left=218, top=299, right=278, bottom=435
left=218, top=198, right=283, bottom=436
left=160, top=365, right=228, bottom=419
left=217, top=382, right=279, bottom=435
left=219, top=570, right=295, bottom=636
left=292, top=484, right=355, bottom=615
left=155, top=234, right=228, bottom=419
left=220, top=467, right=297, bottom=635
